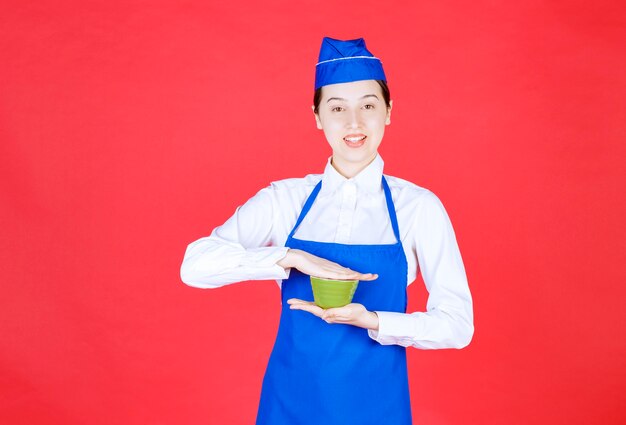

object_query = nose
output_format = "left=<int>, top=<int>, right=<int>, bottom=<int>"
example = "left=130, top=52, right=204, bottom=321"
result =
left=346, top=109, right=362, bottom=129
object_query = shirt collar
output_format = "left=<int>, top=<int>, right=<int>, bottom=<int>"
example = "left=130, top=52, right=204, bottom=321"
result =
left=320, top=154, right=385, bottom=195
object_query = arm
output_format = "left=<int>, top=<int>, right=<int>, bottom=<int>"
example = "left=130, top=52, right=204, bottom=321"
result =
left=180, top=186, right=290, bottom=288
left=180, top=185, right=378, bottom=289
left=368, top=192, right=474, bottom=349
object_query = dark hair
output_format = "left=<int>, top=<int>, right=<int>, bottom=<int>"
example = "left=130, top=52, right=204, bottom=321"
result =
left=313, top=80, right=391, bottom=114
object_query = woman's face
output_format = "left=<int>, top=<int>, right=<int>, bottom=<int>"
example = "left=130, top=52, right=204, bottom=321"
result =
left=314, top=80, right=392, bottom=175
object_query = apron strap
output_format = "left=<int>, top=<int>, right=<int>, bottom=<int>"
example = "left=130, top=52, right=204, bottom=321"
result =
left=382, top=176, right=401, bottom=244
left=287, top=176, right=401, bottom=244
left=287, top=180, right=323, bottom=240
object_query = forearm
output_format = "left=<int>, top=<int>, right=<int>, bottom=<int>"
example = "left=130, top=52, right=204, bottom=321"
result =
left=180, top=236, right=290, bottom=288
left=368, top=305, right=473, bottom=349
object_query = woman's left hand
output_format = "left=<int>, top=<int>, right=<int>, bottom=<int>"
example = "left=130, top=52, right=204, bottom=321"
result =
left=287, top=299, right=379, bottom=331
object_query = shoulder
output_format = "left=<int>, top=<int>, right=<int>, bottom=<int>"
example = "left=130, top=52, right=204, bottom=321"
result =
left=251, top=173, right=323, bottom=208
left=383, top=174, right=450, bottom=224
left=267, top=173, right=323, bottom=192
left=384, top=174, right=441, bottom=206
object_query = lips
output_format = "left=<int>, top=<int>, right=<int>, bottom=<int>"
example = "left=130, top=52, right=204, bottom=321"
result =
left=343, top=133, right=367, bottom=148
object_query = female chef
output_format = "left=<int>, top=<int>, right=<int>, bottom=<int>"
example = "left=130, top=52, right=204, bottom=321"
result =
left=180, top=37, right=474, bottom=425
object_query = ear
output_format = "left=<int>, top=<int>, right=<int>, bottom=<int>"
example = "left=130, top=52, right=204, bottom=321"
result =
left=312, top=105, right=323, bottom=130
left=385, top=99, right=393, bottom=125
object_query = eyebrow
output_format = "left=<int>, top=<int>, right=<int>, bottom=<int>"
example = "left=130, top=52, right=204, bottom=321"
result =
left=326, top=94, right=380, bottom=103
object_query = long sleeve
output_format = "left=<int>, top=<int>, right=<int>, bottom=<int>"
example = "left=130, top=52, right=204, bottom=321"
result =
left=180, top=186, right=290, bottom=289
left=368, top=191, right=474, bottom=349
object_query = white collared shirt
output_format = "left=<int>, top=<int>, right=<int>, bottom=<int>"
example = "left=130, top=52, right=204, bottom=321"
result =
left=181, top=155, right=474, bottom=349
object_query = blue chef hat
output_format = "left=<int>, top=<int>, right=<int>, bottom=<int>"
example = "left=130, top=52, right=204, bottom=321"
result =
left=314, top=37, right=386, bottom=90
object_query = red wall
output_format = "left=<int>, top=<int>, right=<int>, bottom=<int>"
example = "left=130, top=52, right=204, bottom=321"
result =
left=2, top=1, right=625, bottom=424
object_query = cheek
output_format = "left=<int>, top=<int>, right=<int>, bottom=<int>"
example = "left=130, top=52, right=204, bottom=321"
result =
left=366, top=115, right=387, bottom=132
left=321, top=117, right=344, bottom=135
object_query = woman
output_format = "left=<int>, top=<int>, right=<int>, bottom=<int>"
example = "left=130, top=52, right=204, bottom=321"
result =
left=181, top=37, right=474, bottom=425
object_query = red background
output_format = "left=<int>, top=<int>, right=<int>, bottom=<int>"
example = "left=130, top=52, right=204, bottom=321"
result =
left=2, top=1, right=625, bottom=424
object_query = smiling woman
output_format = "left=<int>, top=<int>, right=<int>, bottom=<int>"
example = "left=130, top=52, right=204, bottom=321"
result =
left=180, top=37, right=474, bottom=425
left=313, top=79, right=392, bottom=178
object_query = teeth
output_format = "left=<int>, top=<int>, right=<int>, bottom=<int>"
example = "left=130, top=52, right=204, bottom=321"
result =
left=344, top=136, right=366, bottom=142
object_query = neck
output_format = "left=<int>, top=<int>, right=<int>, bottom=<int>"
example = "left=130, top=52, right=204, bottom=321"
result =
left=331, top=153, right=377, bottom=179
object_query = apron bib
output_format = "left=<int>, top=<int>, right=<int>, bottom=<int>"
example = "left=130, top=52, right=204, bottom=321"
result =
left=256, top=177, right=412, bottom=425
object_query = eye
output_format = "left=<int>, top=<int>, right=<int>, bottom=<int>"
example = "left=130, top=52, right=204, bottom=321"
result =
left=363, top=104, right=375, bottom=110
left=331, top=106, right=345, bottom=112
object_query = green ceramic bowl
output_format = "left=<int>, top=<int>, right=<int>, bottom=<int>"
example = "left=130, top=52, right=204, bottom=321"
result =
left=310, top=276, right=359, bottom=309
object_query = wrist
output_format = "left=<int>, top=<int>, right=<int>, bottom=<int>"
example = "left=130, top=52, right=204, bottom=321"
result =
left=277, top=248, right=297, bottom=269
left=362, top=310, right=379, bottom=331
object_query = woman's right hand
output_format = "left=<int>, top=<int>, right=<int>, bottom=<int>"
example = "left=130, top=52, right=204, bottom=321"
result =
left=277, top=249, right=378, bottom=281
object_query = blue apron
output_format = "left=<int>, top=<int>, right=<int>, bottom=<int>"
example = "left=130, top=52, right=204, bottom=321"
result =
left=256, top=176, right=412, bottom=425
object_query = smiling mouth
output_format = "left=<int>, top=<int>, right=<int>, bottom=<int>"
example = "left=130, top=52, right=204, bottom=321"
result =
left=343, top=134, right=367, bottom=147
left=343, top=134, right=367, bottom=143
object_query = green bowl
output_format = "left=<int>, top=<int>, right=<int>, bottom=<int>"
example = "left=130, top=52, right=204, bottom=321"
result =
left=310, top=276, right=359, bottom=309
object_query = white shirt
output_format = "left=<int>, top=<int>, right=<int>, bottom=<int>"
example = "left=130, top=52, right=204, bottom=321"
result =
left=181, top=154, right=474, bottom=350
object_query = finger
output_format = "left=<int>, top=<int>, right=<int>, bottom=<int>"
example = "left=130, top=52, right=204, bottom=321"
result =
left=323, top=268, right=378, bottom=280
left=287, top=298, right=312, bottom=305
left=289, top=302, right=325, bottom=317
left=294, top=305, right=325, bottom=318
left=334, top=267, right=376, bottom=279
left=320, top=265, right=354, bottom=276
left=337, top=271, right=379, bottom=281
